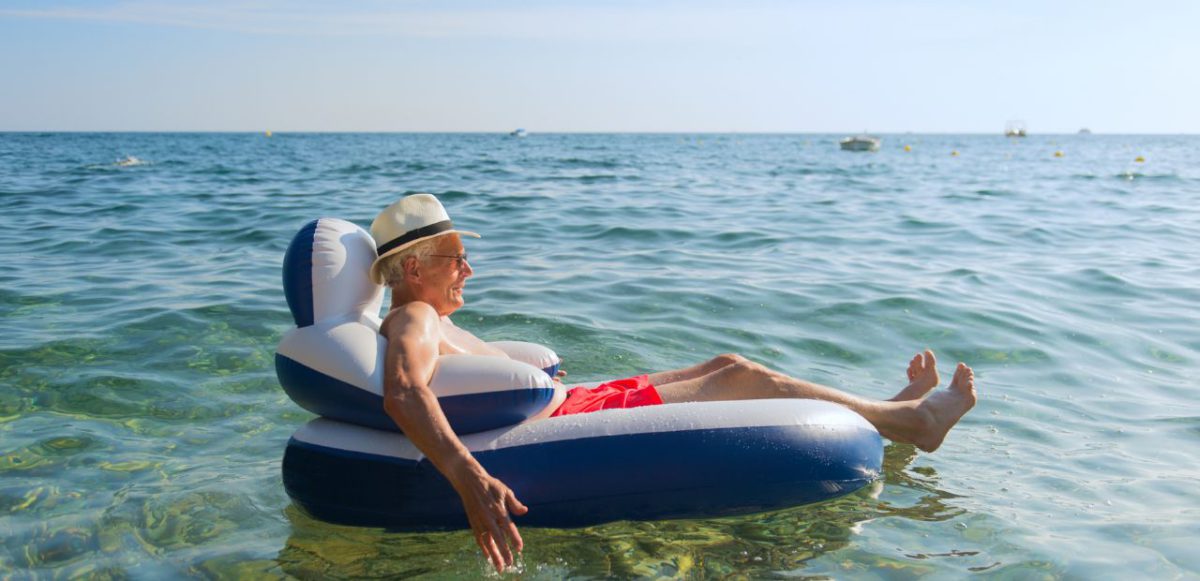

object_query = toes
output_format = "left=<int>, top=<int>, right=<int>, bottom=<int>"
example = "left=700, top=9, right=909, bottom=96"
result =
left=909, top=351, right=937, bottom=379
left=908, top=355, right=921, bottom=380
left=952, top=363, right=974, bottom=387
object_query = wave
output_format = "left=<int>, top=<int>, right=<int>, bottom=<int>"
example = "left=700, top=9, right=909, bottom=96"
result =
left=551, top=157, right=622, bottom=170
left=1115, top=171, right=1184, bottom=182
left=334, top=163, right=381, bottom=175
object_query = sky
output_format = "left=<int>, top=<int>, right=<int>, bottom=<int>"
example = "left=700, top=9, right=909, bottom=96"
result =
left=1, top=0, right=1197, bottom=133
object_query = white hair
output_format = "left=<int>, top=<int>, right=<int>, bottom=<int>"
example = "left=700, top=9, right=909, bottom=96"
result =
left=376, top=238, right=438, bottom=287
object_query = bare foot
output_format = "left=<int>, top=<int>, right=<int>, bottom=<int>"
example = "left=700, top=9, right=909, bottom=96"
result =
left=890, top=349, right=939, bottom=401
left=909, top=363, right=977, bottom=452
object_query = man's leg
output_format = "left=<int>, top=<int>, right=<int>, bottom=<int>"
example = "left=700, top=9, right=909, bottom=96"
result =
left=644, top=353, right=747, bottom=386
left=654, top=352, right=976, bottom=453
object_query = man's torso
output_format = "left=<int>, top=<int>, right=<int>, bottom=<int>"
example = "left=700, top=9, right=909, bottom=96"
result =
left=383, top=303, right=568, bottom=413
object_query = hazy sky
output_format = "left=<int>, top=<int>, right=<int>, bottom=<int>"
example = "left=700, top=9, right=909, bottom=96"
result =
left=2, top=0, right=1197, bottom=133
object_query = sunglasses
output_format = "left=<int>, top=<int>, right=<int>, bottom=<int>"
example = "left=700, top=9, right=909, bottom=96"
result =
left=428, top=253, right=469, bottom=269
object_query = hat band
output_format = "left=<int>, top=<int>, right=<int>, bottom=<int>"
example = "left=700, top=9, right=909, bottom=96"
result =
left=376, top=220, right=454, bottom=256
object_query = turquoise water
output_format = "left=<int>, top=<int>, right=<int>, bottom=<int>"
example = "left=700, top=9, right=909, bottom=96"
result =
left=1, top=132, right=1198, bottom=578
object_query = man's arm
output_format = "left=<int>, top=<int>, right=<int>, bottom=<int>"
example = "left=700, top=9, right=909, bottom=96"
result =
left=381, top=302, right=528, bottom=572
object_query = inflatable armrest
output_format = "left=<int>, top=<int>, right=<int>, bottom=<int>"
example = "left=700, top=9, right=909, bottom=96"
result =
left=489, top=341, right=561, bottom=377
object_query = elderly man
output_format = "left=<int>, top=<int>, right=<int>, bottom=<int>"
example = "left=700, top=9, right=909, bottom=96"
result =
left=370, top=194, right=977, bottom=572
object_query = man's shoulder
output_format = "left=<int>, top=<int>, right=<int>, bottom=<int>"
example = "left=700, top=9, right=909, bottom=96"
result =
left=381, top=301, right=440, bottom=335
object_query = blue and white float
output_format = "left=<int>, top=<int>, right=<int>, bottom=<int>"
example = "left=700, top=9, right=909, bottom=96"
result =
left=278, top=217, right=884, bottom=530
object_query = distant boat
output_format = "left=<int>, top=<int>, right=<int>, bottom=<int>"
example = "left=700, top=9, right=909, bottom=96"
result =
left=1005, top=120, right=1027, bottom=137
left=509, top=128, right=527, bottom=137
left=839, top=134, right=881, bottom=152
left=1078, top=128, right=1092, bottom=135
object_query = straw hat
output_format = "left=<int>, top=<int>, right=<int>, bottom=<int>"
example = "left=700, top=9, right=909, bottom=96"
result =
left=368, top=194, right=479, bottom=284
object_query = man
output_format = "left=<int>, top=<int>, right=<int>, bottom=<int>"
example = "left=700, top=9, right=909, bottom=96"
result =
left=370, top=194, right=977, bottom=573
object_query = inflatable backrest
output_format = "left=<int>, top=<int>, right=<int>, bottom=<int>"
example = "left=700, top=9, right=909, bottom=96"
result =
left=283, top=218, right=383, bottom=328
left=277, top=217, right=560, bottom=435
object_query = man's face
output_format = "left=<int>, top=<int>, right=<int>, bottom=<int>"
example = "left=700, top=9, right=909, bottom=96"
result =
left=419, top=234, right=472, bottom=315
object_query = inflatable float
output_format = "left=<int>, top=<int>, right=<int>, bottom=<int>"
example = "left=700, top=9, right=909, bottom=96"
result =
left=278, top=217, right=884, bottom=530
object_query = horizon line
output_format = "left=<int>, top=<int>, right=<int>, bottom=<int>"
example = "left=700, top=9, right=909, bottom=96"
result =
left=3, top=129, right=1195, bottom=136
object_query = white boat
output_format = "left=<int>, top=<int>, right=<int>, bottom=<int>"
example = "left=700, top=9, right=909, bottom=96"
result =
left=509, top=128, right=527, bottom=137
left=1005, top=120, right=1027, bottom=137
left=839, top=134, right=880, bottom=152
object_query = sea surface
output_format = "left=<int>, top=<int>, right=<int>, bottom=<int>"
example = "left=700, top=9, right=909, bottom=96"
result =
left=1, top=132, right=1198, bottom=579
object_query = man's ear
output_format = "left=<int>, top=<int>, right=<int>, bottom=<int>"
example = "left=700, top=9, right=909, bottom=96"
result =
left=402, top=255, right=421, bottom=282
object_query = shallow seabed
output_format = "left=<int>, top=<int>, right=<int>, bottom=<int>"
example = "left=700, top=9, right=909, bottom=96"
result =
left=1, top=132, right=1198, bottom=578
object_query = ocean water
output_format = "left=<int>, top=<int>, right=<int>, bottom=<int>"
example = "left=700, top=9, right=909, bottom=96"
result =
left=1, top=132, right=1197, bottom=579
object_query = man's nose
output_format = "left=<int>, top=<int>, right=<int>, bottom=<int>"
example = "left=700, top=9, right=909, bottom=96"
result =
left=462, top=259, right=473, bottom=277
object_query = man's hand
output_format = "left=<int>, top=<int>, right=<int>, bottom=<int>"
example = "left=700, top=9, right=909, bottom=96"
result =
left=451, top=462, right=529, bottom=573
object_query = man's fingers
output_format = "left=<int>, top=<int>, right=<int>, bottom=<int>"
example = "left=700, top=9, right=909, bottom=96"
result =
left=501, top=490, right=527, bottom=553
left=486, top=519, right=513, bottom=569
left=490, top=536, right=508, bottom=572
left=505, top=520, right=524, bottom=554
left=469, top=514, right=505, bottom=573
left=461, top=476, right=525, bottom=571
left=507, top=490, right=529, bottom=516
left=472, top=529, right=499, bottom=571
left=481, top=530, right=506, bottom=572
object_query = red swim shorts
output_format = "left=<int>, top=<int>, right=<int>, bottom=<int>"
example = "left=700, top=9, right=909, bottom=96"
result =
left=549, top=375, right=663, bottom=417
